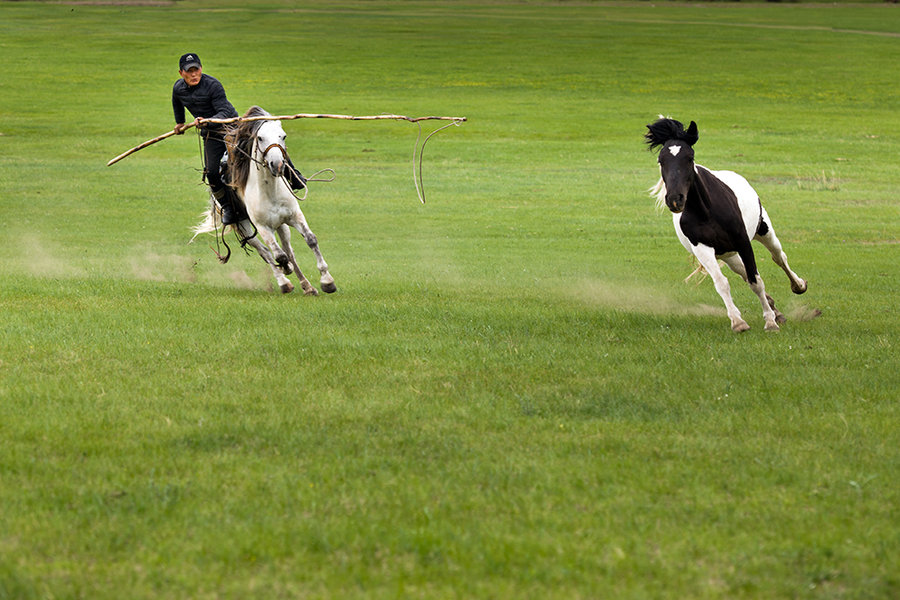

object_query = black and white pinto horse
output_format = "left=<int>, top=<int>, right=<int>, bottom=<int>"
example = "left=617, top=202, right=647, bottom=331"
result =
left=194, top=106, right=336, bottom=296
left=646, top=118, right=807, bottom=332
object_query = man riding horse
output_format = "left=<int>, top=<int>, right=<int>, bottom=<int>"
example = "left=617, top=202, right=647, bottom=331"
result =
left=172, top=53, right=306, bottom=224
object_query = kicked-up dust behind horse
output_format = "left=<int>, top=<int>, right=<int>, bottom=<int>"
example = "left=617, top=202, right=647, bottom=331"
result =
left=646, top=117, right=807, bottom=333
left=193, top=106, right=336, bottom=296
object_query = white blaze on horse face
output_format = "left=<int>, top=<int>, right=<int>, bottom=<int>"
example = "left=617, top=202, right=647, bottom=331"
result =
left=258, top=121, right=287, bottom=176
left=668, top=145, right=682, bottom=157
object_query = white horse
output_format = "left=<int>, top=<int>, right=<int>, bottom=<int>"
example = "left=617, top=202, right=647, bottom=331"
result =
left=193, top=106, right=336, bottom=296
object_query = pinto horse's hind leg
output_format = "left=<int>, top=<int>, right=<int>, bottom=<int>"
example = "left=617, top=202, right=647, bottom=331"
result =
left=755, top=210, right=807, bottom=295
left=721, top=253, right=782, bottom=331
left=276, top=225, right=318, bottom=296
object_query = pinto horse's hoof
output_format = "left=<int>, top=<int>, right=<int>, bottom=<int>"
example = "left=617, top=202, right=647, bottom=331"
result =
left=765, top=321, right=781, bottom=332
left=280, top=281, right=294, bottom=294
left=791, top=279, right=808, bottom=295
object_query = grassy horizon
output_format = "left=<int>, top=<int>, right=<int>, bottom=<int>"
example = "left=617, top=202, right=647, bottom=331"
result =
left=1, top=2, right=898, bottom=598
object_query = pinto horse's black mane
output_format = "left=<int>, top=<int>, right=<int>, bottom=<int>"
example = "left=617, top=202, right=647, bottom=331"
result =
left=645, top=117, right=699, bottom=152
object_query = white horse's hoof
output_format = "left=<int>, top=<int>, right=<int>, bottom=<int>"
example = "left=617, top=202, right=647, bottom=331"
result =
left=765, top=321, right=780, bottom=332
left=791, top=279, right=808, bottom=295
left=732, top=320, right=750, bottom=333
left=319, top=273, right=337, bottom=294
left=275, top=254, right=292, bottom=275
left=280, top=281, right=294, bottom=294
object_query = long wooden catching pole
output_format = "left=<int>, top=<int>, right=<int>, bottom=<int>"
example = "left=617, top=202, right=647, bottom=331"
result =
left=206, top=113, right=466, bottom=125
left=106, top=113, right=466, bottom=166
left=106, top=122, right=198, bottom=167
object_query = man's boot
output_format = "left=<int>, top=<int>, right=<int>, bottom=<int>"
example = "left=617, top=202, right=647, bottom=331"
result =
left=212, top=186, right=248, bottom=225
left=285, top=158, right=307, bottom=191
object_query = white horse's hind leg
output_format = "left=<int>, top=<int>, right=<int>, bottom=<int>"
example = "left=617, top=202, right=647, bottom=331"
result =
left=290, top=215, right=336, bottom=294
left=721, top=253, right=781, bottom=331
left=276, top=225, right=318, bottom=296
left=756, top=211, right=807, bottom=294
left=693, top=246, right=749, bottom=332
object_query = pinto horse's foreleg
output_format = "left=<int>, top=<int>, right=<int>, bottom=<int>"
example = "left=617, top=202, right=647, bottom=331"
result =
left=237, top=222, right=295, bottom=294
left=276, top=225, right=318, bottom=296
left=693, top=246, right=750, bottom=333
left=289, top=215, right=336, bottom=294
left=721, top=253, right=781, bottom=331
left=755, top=212, right=807, bottom=295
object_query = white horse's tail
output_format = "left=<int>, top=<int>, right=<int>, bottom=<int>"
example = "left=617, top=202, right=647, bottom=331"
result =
left=189, top=194, right=225, bottom=242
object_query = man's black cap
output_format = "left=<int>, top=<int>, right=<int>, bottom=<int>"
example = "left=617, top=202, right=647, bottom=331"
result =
left=179, top=53, right=201, bottom=71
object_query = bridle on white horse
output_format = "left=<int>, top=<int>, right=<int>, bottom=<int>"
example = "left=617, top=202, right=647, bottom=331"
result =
left=260, top=142, right=286, bottom=162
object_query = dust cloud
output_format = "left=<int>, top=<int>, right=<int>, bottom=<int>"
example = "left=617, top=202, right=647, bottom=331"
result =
left=10, top=234, right=270, bottom=291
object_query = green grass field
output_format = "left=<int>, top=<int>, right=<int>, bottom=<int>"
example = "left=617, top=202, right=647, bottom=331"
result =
left=1, top=1, right=898, bottom=598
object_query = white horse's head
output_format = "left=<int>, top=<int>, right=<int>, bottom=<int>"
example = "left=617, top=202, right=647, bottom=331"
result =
left=255, top=119, right=288, bottom=178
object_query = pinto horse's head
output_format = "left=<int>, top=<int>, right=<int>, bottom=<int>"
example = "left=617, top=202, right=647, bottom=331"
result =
left=256, top=119, right=288, bottom=178
left=645, top=118, right=699, bottom=214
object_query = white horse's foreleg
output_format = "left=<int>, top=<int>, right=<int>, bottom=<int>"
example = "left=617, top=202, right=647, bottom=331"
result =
left=755, top=215, right=807, bottom=295
left=241, top=223, right=294, bottom=294
left=693, top=246, right=749, bottom=333
left=290, top=215, right=336, bottom=294
left=721, top=253, right=781, bottom=331
left=254, top=226, right=290, bottom=273
left=276, top=225, right=318, bottom=296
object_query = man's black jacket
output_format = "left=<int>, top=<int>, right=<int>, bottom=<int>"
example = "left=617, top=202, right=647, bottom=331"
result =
left=172, top=74, right=238, bottom=125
